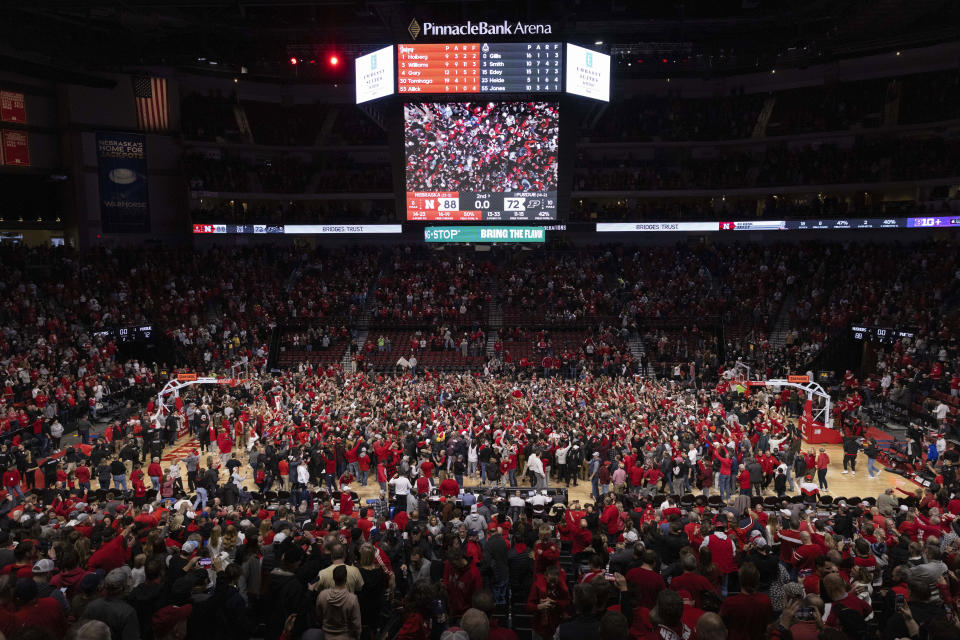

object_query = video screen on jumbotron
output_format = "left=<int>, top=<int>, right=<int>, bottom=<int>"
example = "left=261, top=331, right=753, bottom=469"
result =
left=404, top=101, right=558, bottom=221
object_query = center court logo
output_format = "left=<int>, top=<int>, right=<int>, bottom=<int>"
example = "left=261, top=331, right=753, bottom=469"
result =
left=408, top=18, right=421, bottom=39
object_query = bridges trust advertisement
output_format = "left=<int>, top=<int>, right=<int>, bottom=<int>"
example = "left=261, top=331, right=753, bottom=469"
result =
left=96, top=132, right=151, bottom=233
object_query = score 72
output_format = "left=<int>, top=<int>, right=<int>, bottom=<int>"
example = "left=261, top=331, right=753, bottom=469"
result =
left=504, top=197, right=526, bottom=211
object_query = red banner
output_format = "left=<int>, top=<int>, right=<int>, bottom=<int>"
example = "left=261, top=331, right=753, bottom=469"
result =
left=0, top=91, right=26, bottom=124
left=1, top=130, right=29, bottom=166
left=787, top=374, right=810, bottom=383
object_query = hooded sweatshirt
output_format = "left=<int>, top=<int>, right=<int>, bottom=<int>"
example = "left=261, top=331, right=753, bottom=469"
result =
left=316, top=586, right=362, bottom=640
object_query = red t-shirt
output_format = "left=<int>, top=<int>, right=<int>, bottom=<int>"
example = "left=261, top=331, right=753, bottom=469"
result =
left=625, top=566, right=665, bottom=609
left=670, top=571, right=718, bottom=609
left=719, top=592, right=774, bottom=640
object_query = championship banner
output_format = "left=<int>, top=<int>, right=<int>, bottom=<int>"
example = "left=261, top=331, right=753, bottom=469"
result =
left=0, top=91, right=26, bottom=123
left=1, top=130, right=30, bottom=166
left=96, top=132, right=151, bottom=233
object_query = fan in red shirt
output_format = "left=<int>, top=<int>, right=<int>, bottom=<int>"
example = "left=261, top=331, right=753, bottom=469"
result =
left=792, top=531, right=825, bottom=572
left=443, top=550, right=482, bottom=618
left=599, top=497, right=622, bottom=536
left=10, top=580, right=67, bottom=639
left=419, top=459, right=435, bottom=480
left=533, top=525, right=560, bottom=574
left=823, top=573, right=872, bottom=635
left=438, top=474, right=460, bottom=498
left=670, top=554, right=719, bottom=609
left=719, top=563, right=774, bottom=640
left=526, top=565, right=570, bottom=640
left=414, top=475, right=430, bottom=496
left=625, top=549, right=666, bottom=609
left=569, top=517, right=593, bottom=556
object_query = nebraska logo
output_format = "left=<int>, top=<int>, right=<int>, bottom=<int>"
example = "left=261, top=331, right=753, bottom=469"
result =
left=411, top=20, right=552, bottom=38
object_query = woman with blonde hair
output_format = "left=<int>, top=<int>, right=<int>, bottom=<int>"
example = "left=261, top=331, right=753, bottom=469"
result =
left=222, top=525, right=240, bottom=560
left=208, top=525, right=223, bottom=558
left=74, top=537, right=92, bottom=568
left=258, top=519, right=272, bottom=543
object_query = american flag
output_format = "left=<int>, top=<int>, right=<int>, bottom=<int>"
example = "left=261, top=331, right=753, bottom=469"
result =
left=132, top=76, right=168, bottom=131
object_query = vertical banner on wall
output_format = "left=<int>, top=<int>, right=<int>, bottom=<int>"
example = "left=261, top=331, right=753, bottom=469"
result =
left=0, top=91, right=26, bottom=123
left=96, top=132, right=151, bottom=233
left=1, top=130, right=30, bottom=166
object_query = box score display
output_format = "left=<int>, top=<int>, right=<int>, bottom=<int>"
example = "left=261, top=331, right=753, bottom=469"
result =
left=407, top=191, right=557, bottom=221
left=398, top=43, right=562, bottom=94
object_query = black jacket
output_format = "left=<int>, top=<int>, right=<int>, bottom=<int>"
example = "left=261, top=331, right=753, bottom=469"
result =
left=127, top=581, right=169, bottom=640
left=556, top=614, right=601, bottom=640
left=265, top=568, right=313, bottom=640
left=483, top=533, right=510, bottom=582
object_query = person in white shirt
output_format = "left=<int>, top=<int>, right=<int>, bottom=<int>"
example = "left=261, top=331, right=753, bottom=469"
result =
left=389, top=474, right=413, bottom=509
left=526, top=451, right=546, bottom=489
left=527, top=490, right=551, bottom=508
left=296, top=462, right=310, bottom=486
left=467, top=443, right=479, bottom=478
left=508, top=492, right=526, bottom=519
left=933, top=402, right=949, bottom=424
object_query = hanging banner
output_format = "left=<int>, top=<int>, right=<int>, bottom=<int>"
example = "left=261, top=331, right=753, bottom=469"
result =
left=1, top=130, right=30, bottom=166
left=0, top=91, right=26, bottom=123
left=96, top=132, right=151, bottom=233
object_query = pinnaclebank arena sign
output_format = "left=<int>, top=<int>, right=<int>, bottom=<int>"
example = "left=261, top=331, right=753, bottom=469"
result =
left=409, top=18, right=552, bottom=39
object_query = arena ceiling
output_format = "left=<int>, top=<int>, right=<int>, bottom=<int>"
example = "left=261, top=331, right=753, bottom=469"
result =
left=0, top=0, right=956, bottom=82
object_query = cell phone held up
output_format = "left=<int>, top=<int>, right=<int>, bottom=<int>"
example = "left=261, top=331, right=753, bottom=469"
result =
left=895, top=593, right=906, bottom=611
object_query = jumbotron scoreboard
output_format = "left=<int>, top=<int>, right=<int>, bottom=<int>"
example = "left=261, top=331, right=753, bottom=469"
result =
left=354, top=31, right=610, bottom=224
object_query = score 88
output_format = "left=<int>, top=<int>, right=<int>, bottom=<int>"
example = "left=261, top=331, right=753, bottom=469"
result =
left=437, top=197, right=460, bottom=211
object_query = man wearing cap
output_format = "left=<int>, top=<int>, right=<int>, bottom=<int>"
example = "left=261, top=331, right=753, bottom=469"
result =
left=166, top=539, right=201, bottom=586
left=878, top=487, right=899, bottom=516
left=31, top=558, right=69, bottom=614
left=84, top=566, right=139, bottom=640
left=71, top=571, right=105, bottom=619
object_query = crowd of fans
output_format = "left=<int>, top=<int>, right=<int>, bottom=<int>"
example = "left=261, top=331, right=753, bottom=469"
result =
left=1, top=355, right=958, bottom=640
left=186, top=155, right=391, bottom=195
left=584, top=68, right=960, bottom=143
left=0, top=240, right=958, bottom=640
left=588, top=90, right=764, bottom=142
left=404, top=102, right=559, bottom=193
left=575, top=137, right=960, bottom=191
left=181, top=95, right=388, bottom=147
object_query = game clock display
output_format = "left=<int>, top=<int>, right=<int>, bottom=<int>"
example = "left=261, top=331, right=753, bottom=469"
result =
left=404, top=101, right=558, bottom=221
